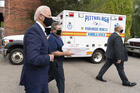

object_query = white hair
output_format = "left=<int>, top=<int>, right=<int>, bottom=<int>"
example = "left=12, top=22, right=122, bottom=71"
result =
left=34, top=5, right=49, bottom=21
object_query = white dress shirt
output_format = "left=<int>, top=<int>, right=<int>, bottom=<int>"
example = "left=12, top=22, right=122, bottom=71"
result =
left=36, top=21, right=47, bottom=36
left=115, top=31, right=120, bottom=36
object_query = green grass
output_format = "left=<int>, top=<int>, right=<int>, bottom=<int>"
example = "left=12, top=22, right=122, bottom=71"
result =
left=1, top=22, right=4, bottom=28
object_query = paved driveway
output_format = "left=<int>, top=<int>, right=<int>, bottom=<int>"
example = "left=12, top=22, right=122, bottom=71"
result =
left=0, top=55, right=140, bottom=93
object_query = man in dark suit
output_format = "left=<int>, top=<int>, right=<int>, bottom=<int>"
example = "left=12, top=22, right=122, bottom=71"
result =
left=96, top=25, right=136, bottom=87
left=20, top=6, right=54, bottom=93
left=48, top=22, right=73, bottom=93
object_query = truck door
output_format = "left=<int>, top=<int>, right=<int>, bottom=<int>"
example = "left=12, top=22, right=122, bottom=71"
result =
left=110, top=15, right=126, bottom=42
left=62, top=11, right=77, bottom=47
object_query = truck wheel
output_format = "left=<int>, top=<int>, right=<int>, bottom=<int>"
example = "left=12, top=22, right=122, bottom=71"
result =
left=90, top=50, right=104, bottom=64
left=9, top=48, right=24, bottom=65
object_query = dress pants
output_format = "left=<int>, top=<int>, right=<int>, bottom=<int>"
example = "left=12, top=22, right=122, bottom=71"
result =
left=48, top=62, right=65, bottom=93
left=97, top=58, right=129, bottom=83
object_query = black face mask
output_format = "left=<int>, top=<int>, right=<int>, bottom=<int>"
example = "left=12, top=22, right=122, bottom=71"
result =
left=120, top=30, right=123, bottom=33
left=43, top=17, right=53, bottom=27
left=45, top=28, right=51, bottom=35
left=56, top=30, right=62, bottom=35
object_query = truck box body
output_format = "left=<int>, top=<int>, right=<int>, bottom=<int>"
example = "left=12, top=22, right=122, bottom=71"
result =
left=57, top=10, right=126, bottom=57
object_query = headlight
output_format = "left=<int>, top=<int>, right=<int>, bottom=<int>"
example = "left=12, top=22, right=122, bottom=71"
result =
left=2, top=39, right=13, bottom=46
left=4, top=40, right=9, bottom=44
left=125, top=41, right=130, bottom=46
left=2, top=39, right=9, bottom=46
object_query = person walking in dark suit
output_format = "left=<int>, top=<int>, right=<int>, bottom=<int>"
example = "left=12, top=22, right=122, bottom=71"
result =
left=19, top=6, right=54, bottom=93
left=48, top=22, right=73, bottom=93
left=96, top=25, right=137, bottom=87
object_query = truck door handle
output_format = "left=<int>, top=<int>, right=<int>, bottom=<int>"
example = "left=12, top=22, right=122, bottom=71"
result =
left=105, top=43, right=107, bottom=47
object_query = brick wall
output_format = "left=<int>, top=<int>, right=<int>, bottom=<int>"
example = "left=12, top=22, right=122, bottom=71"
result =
left=0, top=7, right=4, bottom=13
left=4, top=0, right=41, bottom=36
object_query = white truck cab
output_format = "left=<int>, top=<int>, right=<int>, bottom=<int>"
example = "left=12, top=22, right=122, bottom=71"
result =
left=1, top=35, right=24, bottom=65
left=126, top=37, right=140, bottom=55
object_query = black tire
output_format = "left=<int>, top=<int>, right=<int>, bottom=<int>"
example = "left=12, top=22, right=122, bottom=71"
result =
left=9, top=48, right=24, bottom=65
left=128, top=52, right=133, bottom=56
left=90, top=50, right=104, bottom=64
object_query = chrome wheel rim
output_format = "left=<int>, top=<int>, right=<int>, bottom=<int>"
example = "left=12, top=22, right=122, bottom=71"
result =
left=93, top=52, right=102, bottom=63
left=11, top=51, right=23, bottom=64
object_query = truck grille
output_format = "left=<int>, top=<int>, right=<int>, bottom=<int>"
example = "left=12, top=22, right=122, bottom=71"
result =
left=130, top=42, right=140, bottom=47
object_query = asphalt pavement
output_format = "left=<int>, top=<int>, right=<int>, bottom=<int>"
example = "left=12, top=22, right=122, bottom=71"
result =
left=0, top=54, right=140, bottom=93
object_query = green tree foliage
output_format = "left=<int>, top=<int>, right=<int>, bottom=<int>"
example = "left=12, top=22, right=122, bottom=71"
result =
left=94, top=0, right=133, bottom=39
left=41, top=0, right=133, bottom=39
left=131, top=0, right=140, bottom=37
left=41, top=0, right=91, bottom=15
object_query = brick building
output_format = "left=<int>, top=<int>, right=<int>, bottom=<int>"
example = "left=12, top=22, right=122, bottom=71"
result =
left=4, top=0, right=41, bottom=36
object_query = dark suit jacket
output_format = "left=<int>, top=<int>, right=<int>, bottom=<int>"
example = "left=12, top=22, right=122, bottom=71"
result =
left=20, top=23, right=50, bottom=87
left=105, top=32, right=128, bottom=61
left=48, top=33, right=64, bottom=67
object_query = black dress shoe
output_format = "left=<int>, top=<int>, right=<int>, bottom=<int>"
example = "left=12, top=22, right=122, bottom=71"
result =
left=123, top=82, right=137, bottom=87
left=96, top=76, right=107, bottom=82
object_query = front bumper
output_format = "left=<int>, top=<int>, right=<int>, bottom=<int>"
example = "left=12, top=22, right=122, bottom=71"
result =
left=126, top=45, right=140, bottom=54
left=0, top=47, right=8, bottom=56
